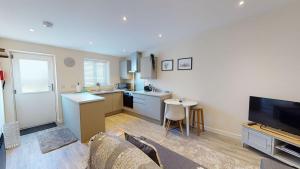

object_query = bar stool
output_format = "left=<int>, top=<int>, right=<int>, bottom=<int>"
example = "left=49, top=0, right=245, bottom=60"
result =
left=190, top=106, right=204, bottom=136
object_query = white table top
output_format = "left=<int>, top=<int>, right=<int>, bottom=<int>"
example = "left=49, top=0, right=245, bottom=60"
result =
left=164, top=99, right=198, bottom=107
left=61, top=92, right=105, bottom=104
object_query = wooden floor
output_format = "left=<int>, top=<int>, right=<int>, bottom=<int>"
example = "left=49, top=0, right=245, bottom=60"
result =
left=6, top=113, right=262, bottom=169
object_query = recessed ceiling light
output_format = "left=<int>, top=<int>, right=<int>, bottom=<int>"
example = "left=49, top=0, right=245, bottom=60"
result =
left=42, top=21, right=54, bottom=28
left=158, top=34, right=163, bottom=38
left=122, top=16, right=128, bottom=22
left=29, top=28, right=35, bottom=32
left=239, top=1, right=245, bottom=7
left=89, top=41, right=93, bottom=45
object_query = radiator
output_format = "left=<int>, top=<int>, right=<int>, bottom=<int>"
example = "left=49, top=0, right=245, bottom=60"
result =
left=0, top=133, right=5, bottom=169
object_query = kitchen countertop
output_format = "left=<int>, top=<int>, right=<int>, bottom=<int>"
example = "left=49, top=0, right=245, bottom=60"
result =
left=89, top=89, right=124, bottom=95
left=133, top=90, right=172, bottom=97
left=61, top=92, right=105, bottom=104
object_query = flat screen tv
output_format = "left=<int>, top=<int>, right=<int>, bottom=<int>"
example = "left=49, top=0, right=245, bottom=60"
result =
left=249, top=96, right=300, bottom=136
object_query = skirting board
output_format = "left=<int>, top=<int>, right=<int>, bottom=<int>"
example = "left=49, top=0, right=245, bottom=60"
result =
left=204, top=125, right=242, bottom=140
left=120, top=109, right=243, bottom=140
left=58, top=108, right=242, bottom=140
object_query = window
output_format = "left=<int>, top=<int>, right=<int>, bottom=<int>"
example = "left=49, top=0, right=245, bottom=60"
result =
left=19, top=59, right=50, bottom=93
left=84, top=59, right=110, bottom=87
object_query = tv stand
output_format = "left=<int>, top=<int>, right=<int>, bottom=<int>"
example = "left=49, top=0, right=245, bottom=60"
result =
left=242, top=124, right=300, bottom=168
left=259, top=125, right=300, bottom=141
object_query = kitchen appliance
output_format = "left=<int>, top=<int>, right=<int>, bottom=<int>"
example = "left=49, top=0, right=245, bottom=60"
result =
left=0, top=134, right=5, bottom=169
left=249, top=96, right=300, bottom=136
left=144, top=85, right=152, bottom=92
left=116, top=83, right=130, bottom=90
left=129, top=52, right=142, bottom=72
left=0, top=73, right=5, bottom=169
left=123, top=92, right=133, bottom=108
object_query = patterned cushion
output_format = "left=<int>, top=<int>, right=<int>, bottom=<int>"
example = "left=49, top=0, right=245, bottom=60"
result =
left=124, top=132, right=162, bottom=167
left=87, top=133, right=161, bottom=169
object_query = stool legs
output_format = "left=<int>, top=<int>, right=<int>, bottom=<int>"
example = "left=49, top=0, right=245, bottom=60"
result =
left=190, top=108, right=205, bottom=136
left=190, top=110, right=194, bottom=127
left=200, top=109, right=204, bottom=132
left=197, top=110, right=201, bottom=136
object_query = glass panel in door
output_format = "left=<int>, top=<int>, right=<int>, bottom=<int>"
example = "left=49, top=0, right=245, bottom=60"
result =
left=19, top=59, right=50, bottom=93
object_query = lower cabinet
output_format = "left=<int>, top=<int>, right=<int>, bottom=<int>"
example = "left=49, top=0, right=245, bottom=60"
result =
left=97, top=92, right=123, bottom=115
left=242, top=127, right=273, bottom=155
left=112, top=92, right=123, bottom=111
left=133, top=94, right=162, bottom=121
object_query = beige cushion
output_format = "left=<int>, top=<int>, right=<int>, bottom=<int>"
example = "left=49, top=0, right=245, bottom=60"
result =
left=87, top=133, right=161, bottom=169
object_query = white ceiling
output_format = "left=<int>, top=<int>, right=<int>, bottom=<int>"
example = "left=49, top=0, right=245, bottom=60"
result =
left=0, top=0, right=295, bottom=56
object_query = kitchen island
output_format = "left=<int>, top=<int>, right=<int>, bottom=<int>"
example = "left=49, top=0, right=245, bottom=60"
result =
left=61, top=93, right=106, bottom=143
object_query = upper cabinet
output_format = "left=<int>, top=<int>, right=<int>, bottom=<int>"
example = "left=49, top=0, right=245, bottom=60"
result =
left=130, top=52, right=142, bottom=72
left=140, top=56, right=157, bottom=79
left=120, top=60, right=131, bottom=79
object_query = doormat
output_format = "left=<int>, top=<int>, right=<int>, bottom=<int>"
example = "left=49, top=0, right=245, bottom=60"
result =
left=20, top=122, right=57, bottom=136
left=37, top=127, right=78, bottom=154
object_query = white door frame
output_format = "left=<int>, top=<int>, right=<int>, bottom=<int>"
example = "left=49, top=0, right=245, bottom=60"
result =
left=9, top=50, right=58, bottom=127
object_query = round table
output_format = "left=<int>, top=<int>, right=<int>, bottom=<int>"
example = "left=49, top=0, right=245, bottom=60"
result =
left=163, top=99, right=198, bottom=136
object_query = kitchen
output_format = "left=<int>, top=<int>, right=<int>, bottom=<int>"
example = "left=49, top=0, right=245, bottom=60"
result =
left=61, top=51, right=172, bottom=142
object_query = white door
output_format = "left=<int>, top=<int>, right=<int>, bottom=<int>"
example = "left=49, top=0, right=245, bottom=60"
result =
left=12, top=52, right=56, bottom=129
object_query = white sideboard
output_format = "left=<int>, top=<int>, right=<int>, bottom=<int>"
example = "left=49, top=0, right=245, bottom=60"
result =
left=242, top=124, right=300, bottom=168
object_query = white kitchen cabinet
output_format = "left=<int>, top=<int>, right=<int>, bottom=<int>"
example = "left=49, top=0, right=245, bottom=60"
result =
left=120, top=60, right=131, bottom=79
left=133, top=93, right=169, bottom=122
left=140, top=57, right=157, bottom=79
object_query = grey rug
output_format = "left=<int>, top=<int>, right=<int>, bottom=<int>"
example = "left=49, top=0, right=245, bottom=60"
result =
left=37, top=127, right=78, bottom=154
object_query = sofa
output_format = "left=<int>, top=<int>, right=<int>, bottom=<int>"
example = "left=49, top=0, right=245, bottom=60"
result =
left=87, top=133, right=205, bottom=169
left=260, top=158, right=295, bottom=169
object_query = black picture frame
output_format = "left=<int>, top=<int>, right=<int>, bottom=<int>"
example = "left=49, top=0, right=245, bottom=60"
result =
left=177, top=57, right=193, bottom=70
left=161, top=60, right=174, bottom=71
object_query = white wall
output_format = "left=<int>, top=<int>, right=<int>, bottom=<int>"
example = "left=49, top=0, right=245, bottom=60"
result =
left=145, top=2, right=300, bottom=139
left=0, top=38, right=121, bottom=123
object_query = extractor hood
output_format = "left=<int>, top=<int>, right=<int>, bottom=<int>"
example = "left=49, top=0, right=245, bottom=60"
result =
left=129, top=52, right=142, bottom=72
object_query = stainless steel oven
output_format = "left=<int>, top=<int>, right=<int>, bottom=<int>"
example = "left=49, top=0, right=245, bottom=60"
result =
left=123, top=92, right=133, bottom=108
left=0, top=133, right=5, bottom=169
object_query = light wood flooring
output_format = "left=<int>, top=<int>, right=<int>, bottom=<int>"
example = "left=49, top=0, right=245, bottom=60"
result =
left=6, top=113, right=262, bottom=169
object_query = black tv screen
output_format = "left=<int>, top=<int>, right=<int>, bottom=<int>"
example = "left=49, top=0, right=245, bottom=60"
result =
left=249, top=96, right=300, bottom=136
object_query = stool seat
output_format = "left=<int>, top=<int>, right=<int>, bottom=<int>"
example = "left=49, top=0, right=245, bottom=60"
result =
left=191, top=105, right=203, bottom=110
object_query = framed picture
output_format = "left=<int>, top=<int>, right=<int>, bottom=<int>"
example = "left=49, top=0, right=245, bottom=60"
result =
left=161, top=60, right=174, bottom=71
left=177, top=57, right=193, bottom=70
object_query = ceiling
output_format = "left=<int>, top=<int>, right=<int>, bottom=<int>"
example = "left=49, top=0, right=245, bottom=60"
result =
left=0, top=0, right=295, bottom=56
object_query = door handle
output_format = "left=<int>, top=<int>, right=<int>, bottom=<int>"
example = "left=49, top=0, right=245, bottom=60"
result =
left=49, top=83, right=54, bottom=91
